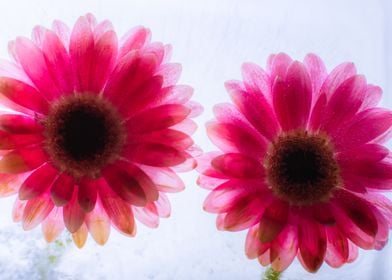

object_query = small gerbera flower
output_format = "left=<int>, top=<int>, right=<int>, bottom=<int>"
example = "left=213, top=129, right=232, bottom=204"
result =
left=198, top=53, right=392, bottom=272
left=0, top=14, right=200, bottom=247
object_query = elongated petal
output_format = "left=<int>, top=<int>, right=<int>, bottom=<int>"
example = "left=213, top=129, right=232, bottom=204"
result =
left=99, top=181, right=136, bottom=236
left=319, top=62, right=356, bottom=98
left=126, top=104, right=190, bottom=134
left=332, top=190, right=378, bottom=249
left=303, top=53, right=327, bottom=100
left=14, top=37, right=60, bottom=100
left=226, top=80, right=279, bottom=140
left=78, top=178, right=98, bottom=212
left=211, top=153, right=264, bottom=179
left=85, top=198, right=110, bottom=245
left=72, top=223, right=88, bottom=249
left=0, top=77, right=49, bottom=114
left=270, top=223, right=298, bottom=272
left=119, top=26, right=151, bottom=58
left=332, top=108, right=392, bottom=151
left=63, top=187, right=85, bottom=233
left=22, top=194, right=54, bottom=230
left=319, top=75, right=366, bottom=134
left=0, top=114, right=42, bottom=134
left=272, top=61, right=312, bottom=131
left=0, top=147, right=48, bottom=174
left=325, top=226, right=349, bottom=268
left=258, top=199, right=289, bottom=243
left=50, top=173, right=75, bottom=206
left=19, top=163, right=58, bottom=200
left=69, top=15, right=94, bottom=92
left=298, top=218, right=327, bottom=273
left=138, top=165, right=185, bottom=193
left=42, top=207, right=64, bottom=242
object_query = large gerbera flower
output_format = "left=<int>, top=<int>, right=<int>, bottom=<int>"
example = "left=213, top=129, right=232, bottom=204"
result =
left=0, top=14, right=200, bottom=247
left=198, top=53, right=392, bottom=272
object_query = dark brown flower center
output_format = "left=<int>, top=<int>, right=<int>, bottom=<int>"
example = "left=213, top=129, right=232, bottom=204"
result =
left=265, top=131, right=340, bottom=205
left=43, top=94, right=125, bottom=179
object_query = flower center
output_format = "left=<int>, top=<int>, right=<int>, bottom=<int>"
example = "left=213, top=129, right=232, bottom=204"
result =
left=265, top=131, right=340, bottom=205
left=43, top=94, right=126, bottom=179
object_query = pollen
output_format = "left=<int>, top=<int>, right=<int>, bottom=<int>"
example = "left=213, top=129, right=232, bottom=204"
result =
left=43, top=93, right=126, bottom=179
left=265, top=130, right=340, bottom=205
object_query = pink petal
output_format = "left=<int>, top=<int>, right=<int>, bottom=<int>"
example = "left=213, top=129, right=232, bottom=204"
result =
left=78, top=178, right=98, bottom=212
left=93, top=19, right=113, bottom=40
left=63, top=187, right=86, bottom=233
left=72, top=223, right=88, bottom=248
left=51, top=20, right=70, bottom=47
left=105, top=52, right=157, bottom=105
left=339, top=153, right=392, bottom=191
left=0, top=77, right=49, bottom=114
left=309, top=93, right=327, bottom=131
left=117, top=76, right=163, bottom=118
left=22, top=194, right=54, bottom=230
left=270, top=223, right=298, bottom=272
left=14, top=37, right=60, bottom=100
left=258, top=199, right=289, bottom=243
left=156, top=63, right=181, bottom=87
left=223, top=194, right=271, bottom=231
left=332, top=190, right=378, bottom=249
left=50, top=173, right=75, bottom=206
left=241, top=62, right=272, bottom=103
left=272, top=61, right=312, bottom=131
left=225, top=80, right=279, bottom=141
left=0, top=147, right=48, bottom=174
left=207, top=110, right=267, bottom=159
left=319, top=75, right=366, bottom=134
left=154, top=193, right=171, bottom=218
left=124, top=143, right=188, bottom=167
left=320, top=62, right=357, bottom=98
left=126, top=104, right=190, bottom=134
left=133, top=129, right=193, bottom=151
left=267, top=53, right=292, bottom=81
left=347, top=240, right=359, bottom=263
left=331, top=108, right=392, bottom=151
left=325, top=226, right=349, bottom=268
left=157, top=85, right=193, bottom=105
left=0, top=131, right=43, bottom=150
left=298, top=218, right=327, bottom=273
left=69, top=16, right=94, bottom=93
left=41, top=30, right=74, bottom=95
left=133, top=202, right=159, bottom=228
left=119, top=26, right=151, bottom=58
left=361, top=85, right=382, bottom=110
left=13, top=198, right=26, bottom=222
left=0, top=173, right=22, bottom=197
left=138, top=165, right=185, bottom=193
left=303, top=53, right=327, bottom=101
left=0, top=114, right=43, bottom=134
left=99, top=181, right=136, bottom=236
left=211, top=153, right=264, bottom=179
left=89, top=31, right=118, bottom=93
left=103, top=163, right=150, bottom=206
left=19, top=163, right=58, bottom=200
left=42, top=207, right=64, bottom=242
left=245, top=224, right=270, bottom=259
left=85, top=198, right=111, bottom=245
left=203, top=179, right=252, bottom=213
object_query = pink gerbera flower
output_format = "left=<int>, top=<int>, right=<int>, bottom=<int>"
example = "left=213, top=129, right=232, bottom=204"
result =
left=198, top=53, right=392, bottom=272
left=0, top=14, right=200, bottom=247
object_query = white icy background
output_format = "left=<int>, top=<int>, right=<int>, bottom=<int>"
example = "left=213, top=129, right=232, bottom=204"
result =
left=0, top=0, right=391, bottom=279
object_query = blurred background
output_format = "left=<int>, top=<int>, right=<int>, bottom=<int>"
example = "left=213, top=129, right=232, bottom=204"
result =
left=0, top=0, right=390, bottom=279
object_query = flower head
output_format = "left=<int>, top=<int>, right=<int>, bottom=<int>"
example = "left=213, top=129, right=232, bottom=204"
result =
left=198, top=53, right=392, bottom=272
left=0, top=14, right=200, bottom=247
